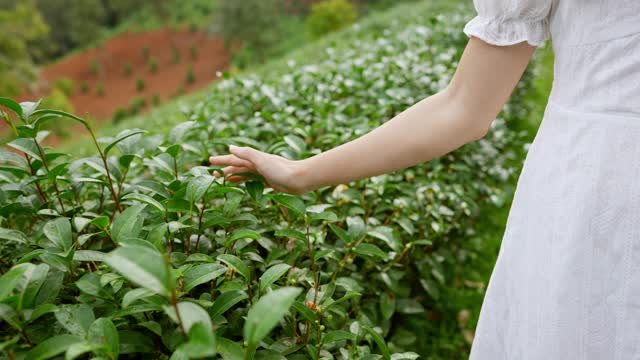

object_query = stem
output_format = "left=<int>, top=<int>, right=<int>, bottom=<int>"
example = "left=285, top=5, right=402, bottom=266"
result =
left=116, top=164, right=130, bottom=200
left=171, top=290, right=188, bottom=341
left=87, top=127, right=122, bottom=213
left=33, top=138, right=65, bottom=214
left=195, top=202, right=205, bottom=250
left=305, top=219, right=320, bottom=305
left=24, top=154, right=47, bottom=204
left=173, top=157, right=179, bottom=180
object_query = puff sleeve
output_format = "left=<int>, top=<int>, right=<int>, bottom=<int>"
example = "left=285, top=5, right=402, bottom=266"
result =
left=463, top=0, right=553, bottom=46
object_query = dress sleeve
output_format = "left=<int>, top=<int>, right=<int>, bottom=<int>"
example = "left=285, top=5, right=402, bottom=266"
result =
left=463, top=0, right=553, bottom=47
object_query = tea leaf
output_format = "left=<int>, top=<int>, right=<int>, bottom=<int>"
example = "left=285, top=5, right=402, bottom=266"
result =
left=243, top=287, right=301, bottom=350
left=26, top=335, right=83, bottom=360
left=183, top=263, right=227, bottom=292
left=111, top=204, right=146, bottom=243
left=105, top=245, right=172, bottom=297
left=43, top=217, right=72, bottom=251
left=217, top=254, right=250, bottom=281
left=163, top=301, right=212, bottom=332
left=0, top=97, right=23, bottom=118
left=209, top=290, right=248, bottom=320
left=259, top=263, right=291, bottom=292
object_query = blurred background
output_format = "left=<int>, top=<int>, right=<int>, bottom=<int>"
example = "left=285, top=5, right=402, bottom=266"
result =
left=0, top=0, right=436, bottom=143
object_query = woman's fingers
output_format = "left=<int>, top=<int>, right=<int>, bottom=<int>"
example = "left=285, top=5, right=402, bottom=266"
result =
left=223, top=166, right=252, bottom=176
left=209, top=154, right=253, bottom=168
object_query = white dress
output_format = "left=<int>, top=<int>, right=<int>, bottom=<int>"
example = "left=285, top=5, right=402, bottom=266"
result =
left=464, top=0, right=640, bottom=359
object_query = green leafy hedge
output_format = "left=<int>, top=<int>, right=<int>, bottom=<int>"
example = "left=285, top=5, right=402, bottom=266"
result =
left=0, top=8, right=535, bottom=360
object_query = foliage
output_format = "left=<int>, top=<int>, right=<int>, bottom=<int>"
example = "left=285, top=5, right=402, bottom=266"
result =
left=0, top=2, right=48, bottom=96
left=96, top=82, right=105, bottom=97
left=128, top=96, right=147, bottom=116
left=89, top=59, right=101, bottom=76
left=39, top=89, right=74, bottom=137
left=78, top=81, right=89, bottom=94
left=185, top=65, right=196, bottom=85
left=122, top=62, right=132, bottom=77
left=307, top=0, right=358, bottom=39
left=149, top=57, right=159, bottom=74
left=171, top=46, right=181, bottom=64
left=30, top=0, right=105, bottom=60
left=136, top=78, right=146, bottom=92
left=53, top=77, right=74, bottom=97
left=217, top=0, right=286, bottom=63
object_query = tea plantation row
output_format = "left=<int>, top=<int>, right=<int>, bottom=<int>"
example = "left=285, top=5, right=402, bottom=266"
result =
left=0, top=6, right=537, bottom=360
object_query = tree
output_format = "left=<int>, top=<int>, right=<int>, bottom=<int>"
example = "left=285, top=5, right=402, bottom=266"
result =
left=217, top=0, right=285, bottom=63
left=0, top=2, right=48, bottom=96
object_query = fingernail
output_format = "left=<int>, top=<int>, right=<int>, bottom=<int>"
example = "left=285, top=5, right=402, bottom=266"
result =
left=229, top=144, right=238, bottom=151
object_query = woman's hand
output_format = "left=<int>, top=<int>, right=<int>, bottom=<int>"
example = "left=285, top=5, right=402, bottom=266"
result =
left=209, top=145, right=310, bottom=195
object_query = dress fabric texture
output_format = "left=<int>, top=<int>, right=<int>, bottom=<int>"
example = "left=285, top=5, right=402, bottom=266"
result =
left=464, top=0, right=640, bottom=359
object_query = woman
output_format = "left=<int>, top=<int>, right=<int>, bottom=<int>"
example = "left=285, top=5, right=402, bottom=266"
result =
left=211, top=0, right=640, bottom=358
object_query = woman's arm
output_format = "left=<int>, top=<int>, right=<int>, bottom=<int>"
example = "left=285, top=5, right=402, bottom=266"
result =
left=209, top=37, right=536, bottom=194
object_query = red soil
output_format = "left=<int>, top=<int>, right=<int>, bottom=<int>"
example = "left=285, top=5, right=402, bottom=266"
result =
left=23, top=27, right=229, bottom=123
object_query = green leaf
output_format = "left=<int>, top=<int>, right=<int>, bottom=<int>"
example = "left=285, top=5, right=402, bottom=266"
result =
left=122, top=288, right=155, bottom=308
left=103, top=129, right=147, bottom=156
left=246, top=181, right=264, bottom=201
left=291, top=301, right=315, bottom=322
left=187, top=175, right=215, bottom=204
left=55, top=304, right=95, bottom=337
left=216, top=336, right=244, bottom=360
left=354, top=243, right=387, bottom=259
left=346, top=216, right=366, bottom=240
left=209, top=290, right=248, bottom=320
left=0, top=228, right=28, bottom=244
left=7, top=138, right=39, bottom=159
left=243, top=287, right=301, bottom=350
left=380, top=292, right=395, bottom=320
left=363, top=326, right=390, bottom=360
left=88, top=317, right=119, bottom=359
left=176, top=321, right=216, bottom=358
left=0, top=304, right=20, bottom=330
left=329, top=224, right=352, bottom=243
left=105, top=245, right=172, bottom=297
left=226, top=228, right=261, bottom=246
left=43, top=217, right=72, bottom=251
left=18, top=263, right=49, bottom=310
left=64, top=342, right=98, bottom=360
left=166, top=144, right=181, bottom=158
left=20, top=100, right=41, bottom=119
left=163, top=301, right=212, bottom=332
left=322, top=330, right=355, bottom=344
left=111, top=204, right=146, bottom=243
left=0, top=263, right=31, bottom=300
left=259, top=263, right=291, bottom=292
left=182, top=263, right=227, bottom=292
left=73, top=250, right=106, bottom=262
left=122, top=192, right=165, bottom=213
left=24, top=303, right=58, bottom=323
left=0, top=97, right=23, bottom=118
left=274, top=228, right=305, bottom=242
left=75, top=272, right=110, bottom=298
left=217, top=254, right=250, bottom=281
left=367, top=226, right=401, bottom=251
left=31, top=109, right=90, bottom=129
left=272, top=194, right=305, bottom=216
left=26, top=334, right=83, bottom=360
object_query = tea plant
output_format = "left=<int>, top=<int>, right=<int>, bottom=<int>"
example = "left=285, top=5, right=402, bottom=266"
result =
left=0, top=9, right=535, bottom=360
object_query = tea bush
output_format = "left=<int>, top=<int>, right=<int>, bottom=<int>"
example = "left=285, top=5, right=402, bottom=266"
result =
left=0, top=9, right=535, bottom=360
